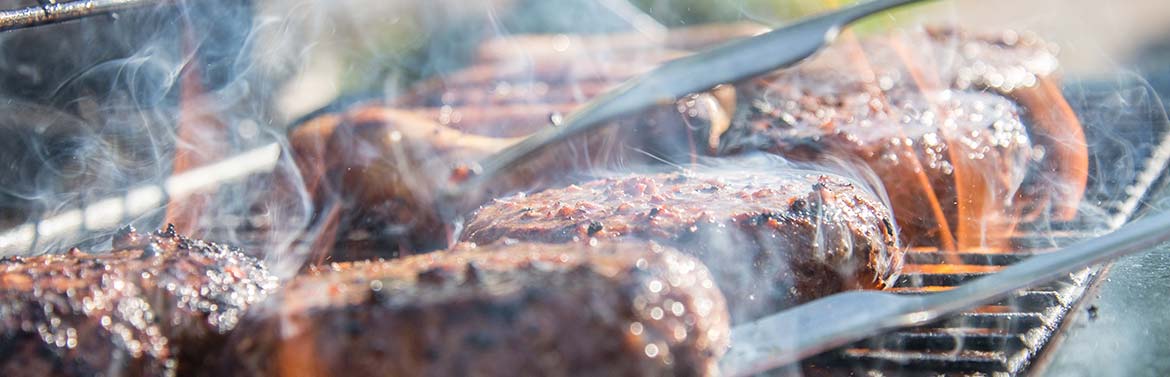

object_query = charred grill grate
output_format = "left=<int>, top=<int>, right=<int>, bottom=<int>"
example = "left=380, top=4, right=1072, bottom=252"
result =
left=805, top=79, right=1170, bottom=376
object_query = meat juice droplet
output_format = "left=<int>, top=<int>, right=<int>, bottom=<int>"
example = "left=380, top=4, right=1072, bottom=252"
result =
left=645, top=344, right=660, bottom=358
left=630, top=322, right=644, bottom=335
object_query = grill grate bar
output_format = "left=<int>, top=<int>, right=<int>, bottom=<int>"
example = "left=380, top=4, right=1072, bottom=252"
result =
left=889, top=281, right=1075, bottom=295
left=916, top=312, right=1050, bottom=331
left=838, top=348, right=1012, bottom=372
left=894, top=271, right=996, bottom=287
left=858, top=331, right=1027, bottom=354
left=903, top=251, right=1035, bottom=266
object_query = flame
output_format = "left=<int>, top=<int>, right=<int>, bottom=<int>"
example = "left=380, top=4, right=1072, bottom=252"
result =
left=828, top=27, right=959, bottom=252
left=164, top=26, right=226, bottom=235
left=1009, top=78, right=1089, bottom=221
left=886, top=34, right=1014, bottom=252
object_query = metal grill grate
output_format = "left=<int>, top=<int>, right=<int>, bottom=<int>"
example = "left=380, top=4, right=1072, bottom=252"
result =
left=809, top=244, right=1095, bottom=376
left=804, top=78, right=1170, bottom=376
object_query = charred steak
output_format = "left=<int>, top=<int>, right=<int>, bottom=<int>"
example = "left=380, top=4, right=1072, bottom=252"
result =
left=291, top=90, right=727, bottom=262
left=718, top=27, right=1087, bottom=249
left=462, top=158, right=901, bottom=322
left=0, top=226, right=275, bottom=377
left=221, top=240, right=729, bottom=376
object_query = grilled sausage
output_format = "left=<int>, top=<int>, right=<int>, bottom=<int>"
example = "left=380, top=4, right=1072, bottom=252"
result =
left=293, top=90, right=727, bottom=262
left=221, top=240, right=729, bottom=376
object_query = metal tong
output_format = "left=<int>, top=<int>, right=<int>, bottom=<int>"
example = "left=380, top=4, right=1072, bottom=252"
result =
left=441, top=0, right=936, bottom=203
left=721, top=209, right=1170, bottom=376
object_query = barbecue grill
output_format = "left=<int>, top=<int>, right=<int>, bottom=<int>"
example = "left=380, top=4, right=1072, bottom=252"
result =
left=1, top=1, right=1169, bottom=376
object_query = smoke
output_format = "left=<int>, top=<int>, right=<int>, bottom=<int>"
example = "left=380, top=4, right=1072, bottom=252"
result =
left=0, top=0, right=315, bottom=278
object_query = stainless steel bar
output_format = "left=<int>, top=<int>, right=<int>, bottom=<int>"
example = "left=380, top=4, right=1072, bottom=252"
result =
left=0, top=0, right=163, bottom=32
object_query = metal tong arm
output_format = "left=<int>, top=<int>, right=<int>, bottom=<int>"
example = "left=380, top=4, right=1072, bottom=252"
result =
left=443, top=0, right=934, bottom=200
left=0, top=0, right=161, bottom=32
left=724, top=209, right=1170, bottom=376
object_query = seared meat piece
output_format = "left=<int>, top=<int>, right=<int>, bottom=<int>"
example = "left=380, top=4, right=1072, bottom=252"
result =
left=0, top=226, right=276, bottom=377
left=292, top=92, right=729, bottom=262
left=222, top=241, right=729, bottom=376
left=728, top=89, right=1031, bottom=249
left=718, top=27, right=1086, bottom=249
left=462, top=159, right=901, bottom=322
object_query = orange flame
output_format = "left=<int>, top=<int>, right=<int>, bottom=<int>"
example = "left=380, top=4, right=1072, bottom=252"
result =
left=164, top=27, right=227, bottom=235
left=831, top=27, right=959, bottom=252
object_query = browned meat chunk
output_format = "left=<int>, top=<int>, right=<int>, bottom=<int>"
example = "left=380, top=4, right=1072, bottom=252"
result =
left=462, top=159, right=901, bottom=322
left=292, top=92, right=727, bottom=262
left=221, top=241, right=729, bottom=376
left=0, top=226, right=276, bottom=377
left=718, top=27, right=1087, bottom=249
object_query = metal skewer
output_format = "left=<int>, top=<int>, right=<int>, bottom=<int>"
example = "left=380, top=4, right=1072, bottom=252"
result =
left=442, top=0, right=935, bottom=203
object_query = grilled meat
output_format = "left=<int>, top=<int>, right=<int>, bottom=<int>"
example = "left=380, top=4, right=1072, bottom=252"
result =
left=221, top=240, right=729, bottom=376
left=718, top=27, right=1087, bottom=249
left=0, top=226, right=276, bottom=377
left=462, top=159, right=901, bottom=322
left=292, top=92, right=728, bottom=262
left=727, top=88, right=1031, bottom=249
left=293, top=100, right=718, bottom=261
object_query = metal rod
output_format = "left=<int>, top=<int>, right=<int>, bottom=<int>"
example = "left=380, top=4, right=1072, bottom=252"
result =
left=0, top=0, right=163, bottom=32
left=0, top=142, right=281, bottom=255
